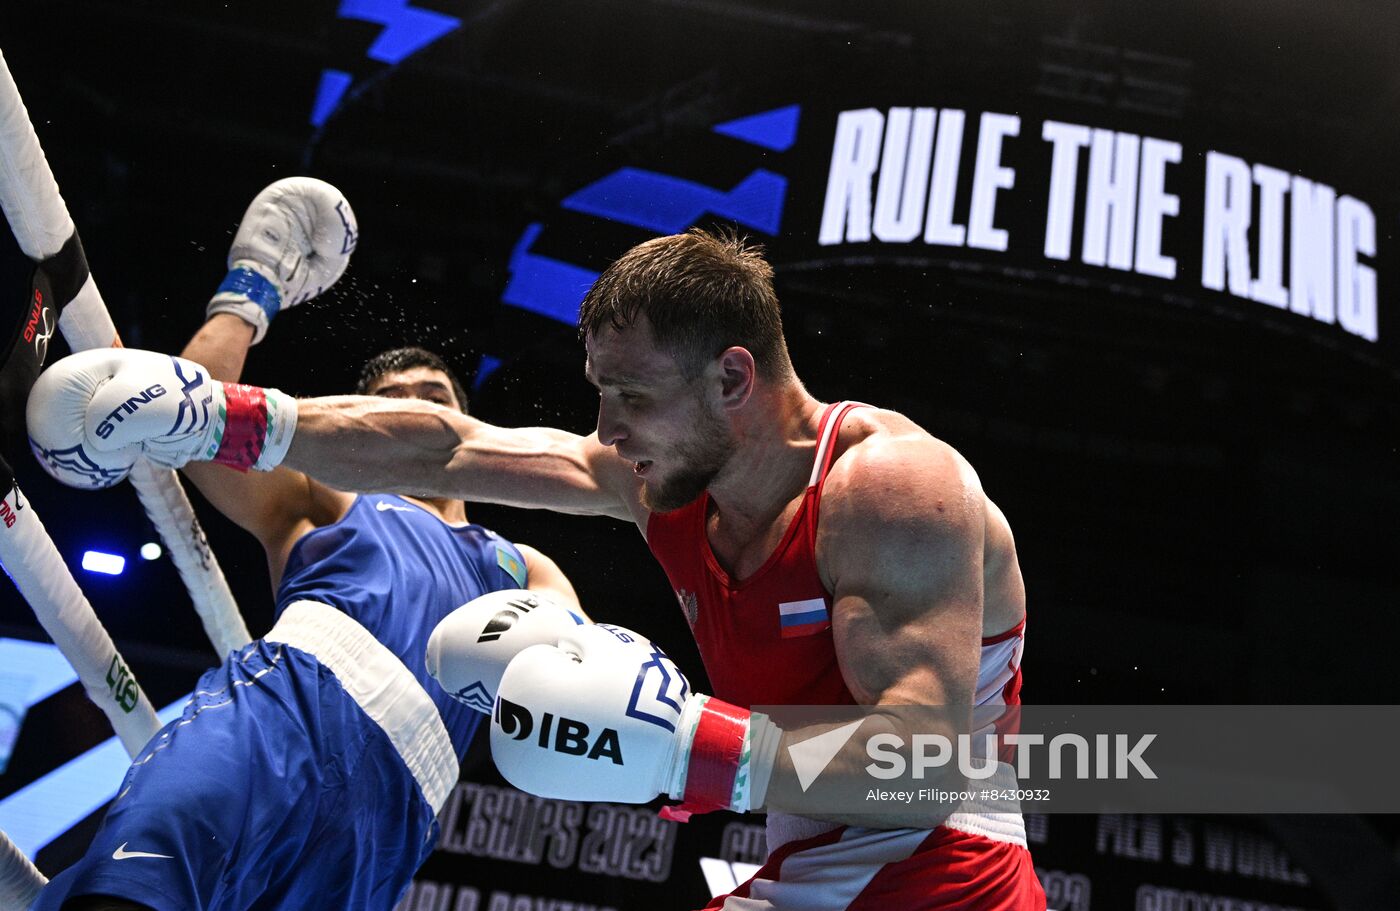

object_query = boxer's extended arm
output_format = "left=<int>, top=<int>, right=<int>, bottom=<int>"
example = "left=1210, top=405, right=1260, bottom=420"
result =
left=283, top=397, right=641, bottom=523
left=28, top=352, right=633, bottom=525
left=760, top=435, right=985, bottom=827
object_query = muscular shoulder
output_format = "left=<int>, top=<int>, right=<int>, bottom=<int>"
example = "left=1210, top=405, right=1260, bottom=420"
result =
left=817, top=408, right=985, bottom=586
left=817, top=408, right=988, bottom=706
left=822, top=408, right=982, bottom=527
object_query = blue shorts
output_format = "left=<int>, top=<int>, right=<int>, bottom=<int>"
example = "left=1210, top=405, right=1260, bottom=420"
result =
left=33, top=639, right=440, bottom=911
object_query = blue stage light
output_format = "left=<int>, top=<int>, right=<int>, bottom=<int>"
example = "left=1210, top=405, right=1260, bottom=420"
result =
left=80, top=551, right=125, bottom=575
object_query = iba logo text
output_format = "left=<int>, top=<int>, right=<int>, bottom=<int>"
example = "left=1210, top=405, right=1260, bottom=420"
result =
left=496, top=698, right=623, bottom=765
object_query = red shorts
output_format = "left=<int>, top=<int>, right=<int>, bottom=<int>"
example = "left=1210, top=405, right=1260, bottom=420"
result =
left=699, top=822, right=1045, bottom=910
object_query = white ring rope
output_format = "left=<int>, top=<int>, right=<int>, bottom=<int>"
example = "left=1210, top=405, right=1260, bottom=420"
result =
left=0, top=826, right=45, bottom=910
left=125, top=463, right=251, bottom=656
left=0, top=485, right=160, bottom=755
left=0, top=49, right=161, bottom=758
left=0, top=47, right=250, bottom=657
left=0, top=46, right=250, bottom=898
left=0, top=55, right=72, bottom=264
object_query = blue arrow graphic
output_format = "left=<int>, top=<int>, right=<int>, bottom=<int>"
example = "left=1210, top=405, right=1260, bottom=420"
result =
left=338, top=0, right=462, bottom=64
left=562, top=168, right=788, bottom=236
left=500, top=223, right=601, bottom=326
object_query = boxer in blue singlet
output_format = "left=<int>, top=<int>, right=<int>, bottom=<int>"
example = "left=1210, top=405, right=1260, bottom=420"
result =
left=31, top=181, right=580, bottom=911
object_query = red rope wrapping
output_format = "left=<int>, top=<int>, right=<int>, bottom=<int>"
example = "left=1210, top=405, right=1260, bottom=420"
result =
left=659, top=697, right=749, bottom=823
left=212, top=383, right=268, bottom=471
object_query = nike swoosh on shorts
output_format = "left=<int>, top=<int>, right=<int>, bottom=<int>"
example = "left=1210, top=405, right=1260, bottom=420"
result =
left=112, top=842, right=173, bottom=860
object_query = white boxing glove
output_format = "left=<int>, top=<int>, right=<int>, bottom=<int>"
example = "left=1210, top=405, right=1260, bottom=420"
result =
left=426, top=589, right=588, bottom=713
left=491, top=624, right=781, bottom=819
left=27, top=348, right=298, bottom=488
left=207, top=177, right=357, bottom=344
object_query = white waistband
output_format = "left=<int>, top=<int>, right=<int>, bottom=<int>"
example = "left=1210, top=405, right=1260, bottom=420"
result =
left=942, top=762, right=1027, bottom=847
left=766, top=812, right=842, bottom=854
left=265, top=600, right=458, bottom=814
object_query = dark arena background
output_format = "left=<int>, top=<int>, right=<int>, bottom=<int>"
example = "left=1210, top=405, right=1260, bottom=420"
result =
left=1, top=2, right=1399, bottom=909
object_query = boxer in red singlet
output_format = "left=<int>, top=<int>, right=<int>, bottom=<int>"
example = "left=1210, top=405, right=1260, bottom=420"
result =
left=71, top=229, right=1044, bottom=908
left=292, top=229, right=1042, bottom=908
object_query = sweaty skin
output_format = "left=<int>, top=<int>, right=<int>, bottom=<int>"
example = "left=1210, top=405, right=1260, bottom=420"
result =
left=282, top=316, right=1025, bottom=826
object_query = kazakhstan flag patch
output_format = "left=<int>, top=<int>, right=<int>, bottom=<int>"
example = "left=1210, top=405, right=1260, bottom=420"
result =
left=496, top=545, right=527, bottom=588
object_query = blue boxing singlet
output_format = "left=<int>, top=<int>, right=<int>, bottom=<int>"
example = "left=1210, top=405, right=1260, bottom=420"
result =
left=33, top=493, right=533, bottom=911
left=277, top=492, right=530, bottom=759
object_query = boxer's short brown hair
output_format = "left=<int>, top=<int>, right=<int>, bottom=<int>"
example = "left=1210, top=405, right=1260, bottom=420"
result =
left=578, top=228, right=791, bottom=380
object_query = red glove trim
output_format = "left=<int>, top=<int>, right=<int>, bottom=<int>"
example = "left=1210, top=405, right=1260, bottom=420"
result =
left=213, top=383, right=268, bottom=472
left=659, top=697, right=748, bottom=823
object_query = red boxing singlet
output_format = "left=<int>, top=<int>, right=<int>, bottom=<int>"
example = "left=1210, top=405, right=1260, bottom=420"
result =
left=645, top=402, right=864, bottom=709
left=651, top=403, right=1043, bottom=910
left=646, top=401, right=1025, bottom=718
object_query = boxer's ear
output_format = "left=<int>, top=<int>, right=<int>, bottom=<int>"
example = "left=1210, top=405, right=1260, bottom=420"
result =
left=714, top=346, right=755, bottom=412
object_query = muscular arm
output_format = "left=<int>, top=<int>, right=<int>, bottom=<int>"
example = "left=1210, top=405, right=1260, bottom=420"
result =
left=761, top=434, right=985, bottom=827
left=283, top=397, right=643, bottom=524
left=825, top=440, right=983, bottom=708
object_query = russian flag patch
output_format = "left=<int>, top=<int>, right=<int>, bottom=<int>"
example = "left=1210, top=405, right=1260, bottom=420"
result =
left=778, top=598, right=830, bottom=638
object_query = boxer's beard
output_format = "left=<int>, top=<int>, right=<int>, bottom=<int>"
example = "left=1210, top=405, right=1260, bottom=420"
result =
left=641, top=407, right=733, bottom=513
